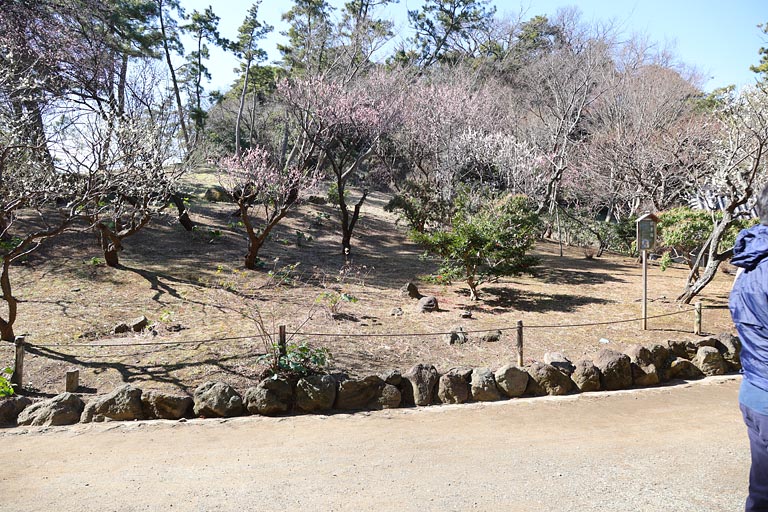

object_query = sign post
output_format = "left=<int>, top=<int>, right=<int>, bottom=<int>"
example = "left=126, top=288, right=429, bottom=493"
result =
left=636, top=213, right=659, bottom=330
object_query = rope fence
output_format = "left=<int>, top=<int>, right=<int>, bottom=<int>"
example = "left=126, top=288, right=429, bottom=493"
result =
left=8, top=303, right=705, bottom=387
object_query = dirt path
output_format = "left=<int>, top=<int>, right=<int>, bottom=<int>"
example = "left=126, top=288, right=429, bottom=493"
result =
left=0, top=377, right=749, bottom=512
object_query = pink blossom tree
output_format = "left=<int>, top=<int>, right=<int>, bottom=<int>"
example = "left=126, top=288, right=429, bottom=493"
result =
left=219, top=145, right=319, bottom=269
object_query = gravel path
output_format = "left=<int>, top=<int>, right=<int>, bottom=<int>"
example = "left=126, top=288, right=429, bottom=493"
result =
left=0, top=376, right=749, bottom=511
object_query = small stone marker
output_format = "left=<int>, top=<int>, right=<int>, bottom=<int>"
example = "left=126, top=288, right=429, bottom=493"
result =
left=65, top=369, right=79, bottom=392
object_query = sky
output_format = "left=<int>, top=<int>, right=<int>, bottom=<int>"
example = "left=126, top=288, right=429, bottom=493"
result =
left=181, top=0, right=767, bottom=93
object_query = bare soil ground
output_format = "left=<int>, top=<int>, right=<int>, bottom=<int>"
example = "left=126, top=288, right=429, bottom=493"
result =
left=0, top=172, right=737, bottom=396
left=0, top=377, right=749, bottom=512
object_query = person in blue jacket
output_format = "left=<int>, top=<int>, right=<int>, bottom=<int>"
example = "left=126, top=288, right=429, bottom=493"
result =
left=730, top=185, right=768, bottom=512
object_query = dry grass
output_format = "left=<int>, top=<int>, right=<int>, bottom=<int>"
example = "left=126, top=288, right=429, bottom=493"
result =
left=0, top=178, right=737, bottom=396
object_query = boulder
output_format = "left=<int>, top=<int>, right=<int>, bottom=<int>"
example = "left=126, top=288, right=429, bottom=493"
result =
left=437, top=369, right=470, bottom=404
left=470, top=368, right=501, bottom=401
left=494, top=365, right=529, bottom=398
left=295, top=375, right=336, bottom=413
left=625, top=345, right=660, bottom=387
left=647, top=343, right=673, bottom=381
left=244, top=377, right=292, bottom=416
left=594, top=349, right=633, bottom=390
left=459, top=310, right=472, bottom=319
left=480, top=330, right=502, bottom=343
left=334, top=375, right=384, bottom=411
left=17, top=393, right=84, bottom=427
left=543, top=352, right=575, bottom=376
left=193, top=381, right=244, bottom=418
left=379, top=369, right=402, bottom=386
left=376, top=384, right=402, bottom=409
left=113, top=322, right=130, bottom=334
left=571, top=360, right=601, bottom=392
left=525, top=362, right=573, bottom=396
left=415, top=296, right=439, bottom=313
left=443, top=326, right=469, bottom=345
left=668, top=337, right=718, bottom=360
left=713, top=333, right=741, bottom=371
left=389, top=307, right=404, bottom=317
left=129, top=316, right=149, bottom=332
left=401, top=364, right=439, bottom=406
left=400, top=282, right=422, bottom=299
left=81, top=384, right=145, bottom=423
left=203, top=186, right=231, bottom=202
left=692, top=346, right=728, bottom=376
left=669, top=357, right=705, bottom=380
left=0, top=396, right=32, bottom=427
left=141, top=390, right=193, bottom=420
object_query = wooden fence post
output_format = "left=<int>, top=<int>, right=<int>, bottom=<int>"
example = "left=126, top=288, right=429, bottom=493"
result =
left=12, top=336, right=24, bottom=388
left=65, top=369, right=80, bottom=393
left=516, top=320, right=524, bottom=367
left=694, top=302, right=703, bottom=335
left=278, top=325, right=287, bottom=358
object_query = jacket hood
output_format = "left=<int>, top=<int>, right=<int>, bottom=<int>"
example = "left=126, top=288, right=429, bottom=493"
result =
left=732, top=224, right=768, bottom=270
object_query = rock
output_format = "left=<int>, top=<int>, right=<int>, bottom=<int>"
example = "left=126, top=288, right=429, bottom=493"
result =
left=415, top=296, right=438, bottom=313
left=334, top=375, right=384, bottom=411
left=571, top=360, right=601, bottom=392
left=668, top=337, right=719, bottom=360
left=525, top=362, right=573, bottom=396
left=142, top=390, right=193, bottom=420
left=400, top=282, right=422, bottom=299
left=0, top=396, right=32, bottom=427
left=307, top=195, right=327, bottom=205
left=376, top=384, right=401, bottom=409
left=494, top=365, right=529, bottom=398
left=625, top=345, right=661, bottom=387
left=129, top=316, right=148, bottom=332
left=81, top=384, right=145, bottom=423
left=632, top=363, right=660, bottom=387
left=401, top=364, right=439, bottom=406
left=203, top=186, right=231, bottom=202
left=244, top=377, right=292, bottom=416
left=389, top=307, right=404, bottom=317
left=712, top=333, right=741, bottom=371
left=543, top=352, right=575, bottom=376
left=459, top=310, right=472, bottom=319
left=193, top=381, right=244, bottom=418
left=480, top=330, right=502, bottom=343
left=470, top=368, right=501, bottom=401
left=669, top=357, right=705, bottom=380
left=113, top=322, right=130, bottom=334
left=443, top=326, right=469, bottom=345
left=594, top=349, right=633, bottom=391
left=17, top=393, right=84, bottom=427
left=692, top=346, right=728, bottom=376
left=437, top=369, right=470, bottom=404
left=379, top=369, right=402, bottom=386
left=295, top=375, right=336, bottom=413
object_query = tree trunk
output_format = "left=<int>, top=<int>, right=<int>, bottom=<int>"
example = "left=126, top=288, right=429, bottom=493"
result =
left=0, top=259, right=17, bottom=342
left=467, top=274, right=479, bottom=301
left=171, top=194, right=195, bottom=231
left=159, top=1, right=190, bottom=150
left=96, top=223, right=123, bottom=268
left=234, top=54, right=253, bottom=155
left=339, top=186, right=368, bottom=258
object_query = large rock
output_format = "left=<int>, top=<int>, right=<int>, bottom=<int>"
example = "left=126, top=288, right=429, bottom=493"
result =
left=193, top=381, right=244, bottom=418
left=668, top=337, right=719, bottom=360
left=296, top=375, right=336, bottom=413
left=494, top=365, right=529, bottom=398
left=0, top=396, right=32, bottom=427
left=594, top=349, right=633, bottom=391
left=470, top=368, right=501, bottom=402
left=712, top=333, right=741, bottom=371
left=376, top=384, right=402, bottom=409
left=415, top=296, right=439, bottom=313
left=543, top=352, right=575, bottom=376
left=244, top=377, right=292, bottom=416
left=669, top=357, right=705, bottom=380
left=379, top=370, right=402, bottom=386
left=692, top=346, right=728, bottom=376
left=401, top=282, right=422, bottom=299
left=443, top=326, right=469, bottom=345
left=480, top=330, right=502, bottom=343
left=203, top=186, right=231, bottom=202
left=81, top=384, right=144, bottom=423
left=17, top=393, right=84, bottom=427
left=402, top=364, right=439, bottom=406
left=334, top=375, right=384, bottom=411
left=142, top=390, right=193, bottom=420
left=647, top=343, right=672, bottom=382
left=437, top=368, right=471, bottom=404
left=625, top=345, right=660, bottom=387
left=525, top=362, right=573, bottom=396
left=571, top=360, right=601, bottom=392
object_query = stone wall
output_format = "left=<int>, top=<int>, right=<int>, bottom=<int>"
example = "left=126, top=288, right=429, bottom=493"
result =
left=0, top=333, right=741, bottom=428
